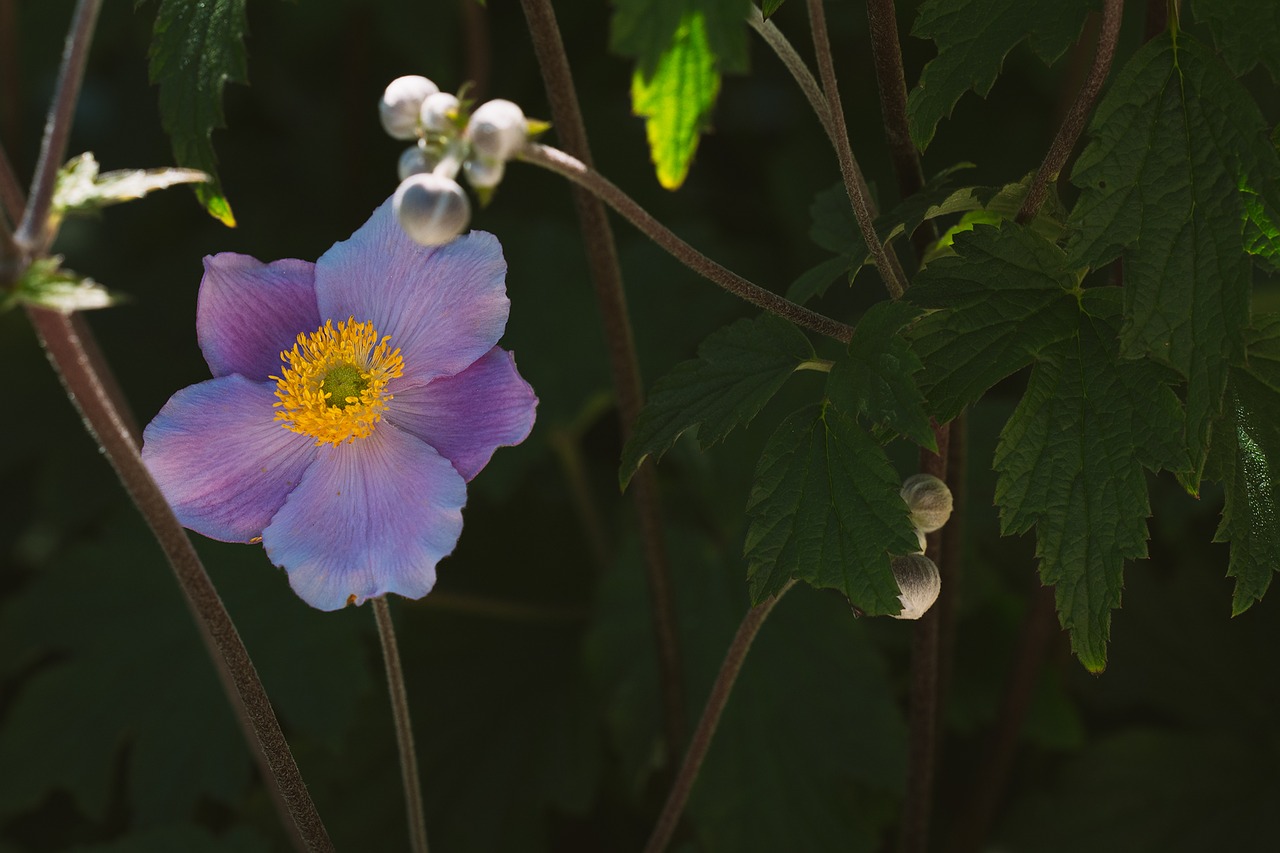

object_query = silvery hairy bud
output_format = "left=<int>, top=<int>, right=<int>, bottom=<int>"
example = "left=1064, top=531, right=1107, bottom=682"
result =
left=379, top=76, right=438, bottom=140
left=900, top=473, right=953, bottom=534
left=393, top=173, right=470, bottom=246
left=889, top=554, right=941, bottom=620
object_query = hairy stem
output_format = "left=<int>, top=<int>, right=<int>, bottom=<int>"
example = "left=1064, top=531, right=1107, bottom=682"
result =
left=899, top=425, right=951, bottom=853
left=865, top=0, right=937, bottom=256
left=642, top=580, right=798, bottom=853
left=805, top=0, right=908, bottom=299
left=517, top=0, right=687, bottom=754
left=373, top=597, right=429, bottom=853
left=0, top=142, right=23, bottom=225
left=27, top=309, right=331, bottom=852
left=16, top=0, right=100, bottom=251
left=519, top=143, right=855, bottom=344
left=1017, top=0, right=1124, bottom=224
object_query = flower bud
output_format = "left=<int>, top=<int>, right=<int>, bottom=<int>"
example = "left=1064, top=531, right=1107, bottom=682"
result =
left=393, top=173, right=470, bottom=246
left=420, top=92, right=461, bottom=135
left=900, top=473, right=953, bottom=534
left=889, top=554, right=941, bottom=620
left=379, top=76, right=438, bottom=140
left=397, top=145, right=439, bottom=181
left=462, top=156, right=505, bottom=190
left=466, top=99, right=528, bottom=162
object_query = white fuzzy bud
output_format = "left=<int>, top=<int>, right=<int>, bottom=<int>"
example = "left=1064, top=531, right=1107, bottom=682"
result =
left=397, top=145, right=439, bottom=181
left=465, top=99, right=528, bottom=162
left=900, top=473, right=953, bottom=534
left=889, top=554, right=941, bottom=620
left=914, top=528, right=927, bottom=554
left=379, top=76, right=438, bottom=140
left=420, top=92, right=461, bottom=135
left=393, top=173, right=470, bottom=246
left=463, top=156, right=505, bottom=190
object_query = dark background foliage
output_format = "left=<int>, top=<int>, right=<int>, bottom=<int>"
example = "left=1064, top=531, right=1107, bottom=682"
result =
left=2, top=1, right=1278, bottom=851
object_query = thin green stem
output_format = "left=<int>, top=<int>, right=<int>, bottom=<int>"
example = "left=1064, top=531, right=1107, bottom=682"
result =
left=519, top=143, right=855, bottom=344
left=517, top=0, right=687, bottom=754
left=16, top=0, right=100, bottom=251
left=27, top=308, right=331, bottom=852
left=1017, top=0, right=1124, bottom=224
left=642, top=580, right=798, bottom=853
left=804, top=0, right=908, bottom=299
left=373, top=597, right=429, bottom=853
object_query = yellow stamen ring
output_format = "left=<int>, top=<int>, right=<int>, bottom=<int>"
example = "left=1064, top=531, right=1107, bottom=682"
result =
left=272, top=317, right=404, bottom=446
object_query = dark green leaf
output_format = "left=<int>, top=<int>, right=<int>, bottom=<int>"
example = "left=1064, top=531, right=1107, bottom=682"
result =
left=903, top=223, right=1080, bottom=423
left=993, top=290, right=1185, bottom=672
left=144, top=0, right=248, bottom=226
left=1242, top=177, right=1280, bottom=273
left=619, top=314, right=814, bottom=489
left=611, top=0, right=750, bottom=77
left=1191, top=0, right=1280, bottom=82
left=907, top=0, right=1094, bottom=149
left=744, top=404, right=920, bottom=613
left=1205, top=316, right=1280, bottom=614
left=760, top=0, right=787, bottom=19
left=784, top=255, right=850, bottom=304
left=1067, top=33, right=1280, bottom=487
left=827, top=301, right=936, bottom=449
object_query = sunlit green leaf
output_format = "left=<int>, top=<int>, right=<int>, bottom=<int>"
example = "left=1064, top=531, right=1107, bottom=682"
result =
left=53, top=153, right=209, bottom=215
left=6, top=257, right=117, bottom=314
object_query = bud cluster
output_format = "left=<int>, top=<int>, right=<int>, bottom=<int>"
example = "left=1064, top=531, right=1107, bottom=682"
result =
left=887, top=474, right=954, bottom=621
left=378, top=76, right=533, bottom=246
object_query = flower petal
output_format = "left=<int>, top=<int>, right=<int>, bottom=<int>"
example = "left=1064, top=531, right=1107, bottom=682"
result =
left=386, top=347, right=537, bottom=481
left=261, top=424, right=467, bottom=610
left=142, top=375, right=318, bottom=542
left=313, top=199, right=510, bottom=385
left=198, top=254, right=320, bottom=380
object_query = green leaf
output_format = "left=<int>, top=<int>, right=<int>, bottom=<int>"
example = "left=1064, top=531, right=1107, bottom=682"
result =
left=760, top=0, right=787, bottom=19
left=1191, top=0, right=1280, bottom=83
left=1205, top=316, right=1280, bottom=614
left=53, top=153, right=209, bottom=215
left=907, top=0, right=1094, bottom=150
left=619, top=313, right=815, bottom=489
left=826, top=301, right=936, bottom=450
left=744, top=403, right=920, bottom=614
left=143, top=0, right=248, bottom=226
left=1067, top=33, right=1280, bottom=488
left=629, top=11, right=720, bottom=189
left=6, top=256, right=118, bottom=313
left=993, top=290, right=1185, bottom=672
left=903, top=223, right=1081, bottom=423
left=612, top=0, right=749, bottom=188
left=1241, top=176, right=1280, bottom=273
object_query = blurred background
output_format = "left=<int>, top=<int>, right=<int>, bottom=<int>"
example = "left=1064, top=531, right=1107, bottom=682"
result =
left=2, top=1, right=1279, bottom=851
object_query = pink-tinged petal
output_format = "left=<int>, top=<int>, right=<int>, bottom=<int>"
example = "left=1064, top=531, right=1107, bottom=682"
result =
left=386, top=347, right=537, bottom=481
left=261, top=424, right=467, bottom=610
left=313, top=199, right=509, bottom=385
left=198, top=254, right=320, bottom=380
left=142, top=375, right=318, bottom=542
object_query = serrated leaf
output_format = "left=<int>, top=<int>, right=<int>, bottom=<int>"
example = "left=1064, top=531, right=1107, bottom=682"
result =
left=760, top=0, right=787, bottom=19
left=907, top=0, right=1094, bottom=150
left=611, top=0, right=750, bottom=77
left=784, top=255, right=850, bottom=304
left=1205, top=316, right=1280, bottom=614
left=630, top=11, right=720, bottom=189
left=744, top=404, right=920, bottom=614
left=144, top=0, right=247, bottom=226
left=993, top=290, right=1185, bottom=672
left=6, top=257, right=117, bottom=313
left=1067, top=33, right=1280, bottom=488
left=1241, top=176, right=1280, bottom=273
left=1191, top=0, right=1280, bottom=83
left=53, top=152, right=209, bottom=215
left=903, top=223, right=1080, bottom=423
left=619, top=314, right=814, bottom=489
left=826, top=301, right=936, bottom=450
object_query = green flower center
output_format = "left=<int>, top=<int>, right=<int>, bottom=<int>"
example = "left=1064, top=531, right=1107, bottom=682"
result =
left=321, top=363, right=368, bottom=409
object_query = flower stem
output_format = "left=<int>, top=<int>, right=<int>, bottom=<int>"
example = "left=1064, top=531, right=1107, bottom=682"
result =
left=517, top=0, right=687, bottom=754
left=15, top=0, right=100, bottom=252
left=805, top=0, right=908, bottom=299
left=642, top=580, right=797, bottom=853
left=0, top=143, right=23, bottom=225
left=1017, top=0, right=1124, bottom=225
left=26, top=307, right=332, bottom=852
left=518, top=143, right=855, bottom=344
left=899, top=425, right=951, bottom=853
left=372, top=597, right=429, bottom=853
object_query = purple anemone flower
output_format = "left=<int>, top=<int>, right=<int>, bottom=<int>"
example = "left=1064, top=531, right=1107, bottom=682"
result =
left=142, top=199, right=537, bottom=610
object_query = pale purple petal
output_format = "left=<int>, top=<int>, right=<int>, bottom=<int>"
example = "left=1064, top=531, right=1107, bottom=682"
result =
left=313, top=199, right=509, bottom=385
left=142, top=375, right=318, bottom=542
left=385, top=347, right=537, bottom=481
left=198, top=254, right=320, bottom=380
left=261, top=424, right=467, bottom=610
